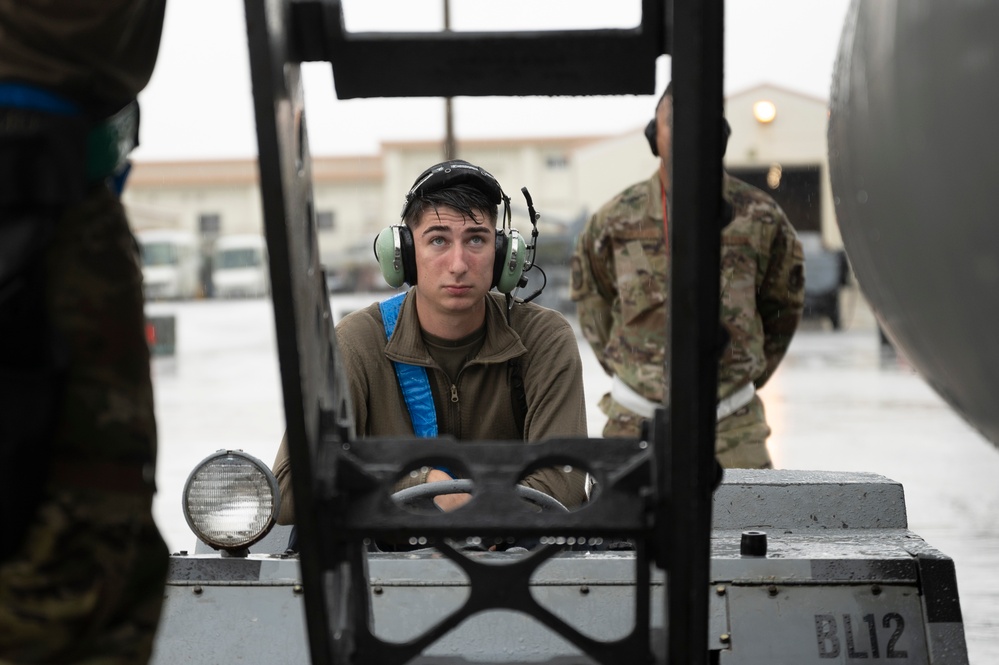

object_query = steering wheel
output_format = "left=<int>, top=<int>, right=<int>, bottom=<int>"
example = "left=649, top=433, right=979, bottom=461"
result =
left=391, top=479, right=569, bottom=513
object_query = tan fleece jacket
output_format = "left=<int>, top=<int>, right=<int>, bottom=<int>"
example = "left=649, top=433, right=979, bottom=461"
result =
left=273, top=290, right=589, bottom=523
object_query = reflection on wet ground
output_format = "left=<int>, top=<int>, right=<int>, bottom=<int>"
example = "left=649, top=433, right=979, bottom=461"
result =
left=152, top=300, right=999, bottom=663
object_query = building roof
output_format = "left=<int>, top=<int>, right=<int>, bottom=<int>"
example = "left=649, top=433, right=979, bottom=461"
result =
left=380, top=134, right=608, bottom=151
left=726, top=82, right=829, bottom=106
left=128, top=135, right=607, bottom=187
left=128, top=155, right=384, bottom=187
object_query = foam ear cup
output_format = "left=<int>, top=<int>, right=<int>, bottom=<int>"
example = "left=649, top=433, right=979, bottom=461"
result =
left=493, top=229, right=526, bottom=294
left=645, top=117, right=730, bottom=158
left=645, top=118, right=659, bottom=157
left=374, top=225, right=417, bottom=287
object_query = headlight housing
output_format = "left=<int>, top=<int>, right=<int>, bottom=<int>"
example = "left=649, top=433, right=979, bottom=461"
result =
left=182, top=450, right=280, bottom=554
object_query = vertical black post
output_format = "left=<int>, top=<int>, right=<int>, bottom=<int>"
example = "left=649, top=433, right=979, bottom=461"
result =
left=443, top=0, right=456, bottom=160
left=243, top=1, right=336, bottom=663
left=667, top=0, right=725, bottom=664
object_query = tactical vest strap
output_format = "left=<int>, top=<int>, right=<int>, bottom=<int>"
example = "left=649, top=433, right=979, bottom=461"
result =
left=379, top=293, right=438, bottom=438
left=378, top=292, right=528, bottom=447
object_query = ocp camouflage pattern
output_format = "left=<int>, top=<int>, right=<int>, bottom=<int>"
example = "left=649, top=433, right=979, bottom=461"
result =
left=0, top=186, right=167, bottom=665
left=571, top=171, right=804, bottom=460
left=571, top=173, right=668, bottom=405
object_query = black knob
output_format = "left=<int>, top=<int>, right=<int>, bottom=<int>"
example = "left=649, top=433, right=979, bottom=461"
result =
left=740, top=530, right=767, bottom=557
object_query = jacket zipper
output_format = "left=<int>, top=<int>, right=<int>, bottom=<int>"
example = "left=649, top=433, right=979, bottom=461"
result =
left=449, top=382, right=460, bottom=438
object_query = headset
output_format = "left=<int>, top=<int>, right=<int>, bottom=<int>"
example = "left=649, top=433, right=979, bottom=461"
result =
left=373, top=160, right=527, bottom=294
left=645, top=114, right=732, bottom=157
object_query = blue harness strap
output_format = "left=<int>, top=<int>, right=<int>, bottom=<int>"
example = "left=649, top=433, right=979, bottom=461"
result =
left=0, top=82, right=81, bottom=115
left=379, top=293, right=438, bottom=438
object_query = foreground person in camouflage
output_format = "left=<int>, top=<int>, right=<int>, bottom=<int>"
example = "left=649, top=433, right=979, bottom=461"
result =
left=571, top=84, right=804, bottom=468
left=0, top=2, right=169, bottom=663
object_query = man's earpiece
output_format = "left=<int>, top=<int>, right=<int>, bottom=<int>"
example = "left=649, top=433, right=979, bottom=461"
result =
left=493, top=229, right=527, bottom=294
left=374, top=225, right=417, bottom=288
left=644, top=116, right=731, bottom=159
left=645, top=118, right=659, bottom=157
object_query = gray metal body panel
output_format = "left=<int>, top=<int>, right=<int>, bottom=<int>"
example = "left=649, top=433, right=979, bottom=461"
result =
left=828, top=0, right=999, bottom=448
left=151, top=471, right=969, bottom=664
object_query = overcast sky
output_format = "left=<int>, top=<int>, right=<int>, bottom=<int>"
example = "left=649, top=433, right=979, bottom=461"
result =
left=133, top=0, right=851, bottom=161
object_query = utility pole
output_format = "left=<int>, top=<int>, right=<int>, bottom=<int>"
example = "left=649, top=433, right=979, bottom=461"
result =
left=443, top=0, right=456, bottom=159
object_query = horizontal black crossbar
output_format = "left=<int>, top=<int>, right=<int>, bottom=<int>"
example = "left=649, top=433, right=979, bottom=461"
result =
left=289, top=0, right=670, bottom=98
left=319, top=437, right=655, bottom=537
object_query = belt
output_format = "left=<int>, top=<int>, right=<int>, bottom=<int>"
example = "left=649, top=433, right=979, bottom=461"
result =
left=610, top=376, right=660, bottom=419
left=716, top=382, right=756, bottom=421
left=610, top=375, right=756, bottom=422
left=0, top=82, right=138, bottom=181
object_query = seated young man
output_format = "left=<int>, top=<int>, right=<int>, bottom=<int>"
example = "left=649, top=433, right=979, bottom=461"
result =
left=273, top=159, right=589, bottom=521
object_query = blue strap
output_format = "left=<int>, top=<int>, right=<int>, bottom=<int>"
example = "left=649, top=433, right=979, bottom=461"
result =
left=0, top=82, right=133, bottom=195
left=0, top=82, right=80, bottom=115
left=380, top=293, right=438, bottom=438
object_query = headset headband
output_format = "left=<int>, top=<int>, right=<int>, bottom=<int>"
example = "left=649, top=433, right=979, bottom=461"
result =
left=400, top=160, right=505, bottom=219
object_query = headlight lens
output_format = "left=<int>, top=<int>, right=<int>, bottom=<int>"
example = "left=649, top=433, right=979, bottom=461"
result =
left=183, top=450, right=280, bottom=552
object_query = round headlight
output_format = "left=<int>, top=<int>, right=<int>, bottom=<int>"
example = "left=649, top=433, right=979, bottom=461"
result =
left=182, top=450, right=280, bottom=553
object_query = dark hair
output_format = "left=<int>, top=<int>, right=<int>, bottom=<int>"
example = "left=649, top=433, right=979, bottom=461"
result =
left=403, top=183, right=499, bottom=229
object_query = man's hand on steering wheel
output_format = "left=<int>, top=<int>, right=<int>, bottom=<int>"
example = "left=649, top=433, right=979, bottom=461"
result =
left=426, top=469, right=470, bottom=511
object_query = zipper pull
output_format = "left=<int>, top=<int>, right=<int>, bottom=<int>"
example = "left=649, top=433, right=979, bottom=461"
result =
left=450, top=384, right=459, bottom=403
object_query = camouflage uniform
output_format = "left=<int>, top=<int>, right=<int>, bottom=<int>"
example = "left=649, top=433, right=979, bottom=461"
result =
left=0, top=2, right=168, bottom=663
left=570, top=171, right=804, bottom=468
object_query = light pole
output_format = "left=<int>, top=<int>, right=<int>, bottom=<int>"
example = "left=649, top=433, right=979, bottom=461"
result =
left=443, top=0, right=456, bottom=159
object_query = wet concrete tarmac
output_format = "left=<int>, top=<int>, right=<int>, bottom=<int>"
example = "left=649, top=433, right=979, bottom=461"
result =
left=150, top=298, right=998, bottom=662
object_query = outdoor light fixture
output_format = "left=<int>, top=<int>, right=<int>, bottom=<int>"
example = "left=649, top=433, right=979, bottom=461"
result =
left=753, top=100, right=777, bottom=124
left=767, top=163, right=783, bottom=190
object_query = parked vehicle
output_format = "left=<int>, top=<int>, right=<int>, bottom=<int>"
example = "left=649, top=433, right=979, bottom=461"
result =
left=137, top=230, right=202, bottom=300
left=212, top=234, right=270, bottom=298
left=799, top=232, right=848, bottom=330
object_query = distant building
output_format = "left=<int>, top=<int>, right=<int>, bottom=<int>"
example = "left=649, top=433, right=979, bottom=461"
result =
left=724, top=83, right=840, bottom=249
left=124, top=84, right=871, bottom=327
left=124, top=137, right=604, bottom=266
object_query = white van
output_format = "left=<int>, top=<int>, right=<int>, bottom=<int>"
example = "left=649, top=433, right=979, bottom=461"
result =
left=212, top=234, right=270, bottom=298
left=137, top=229, right=203, bottom=300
